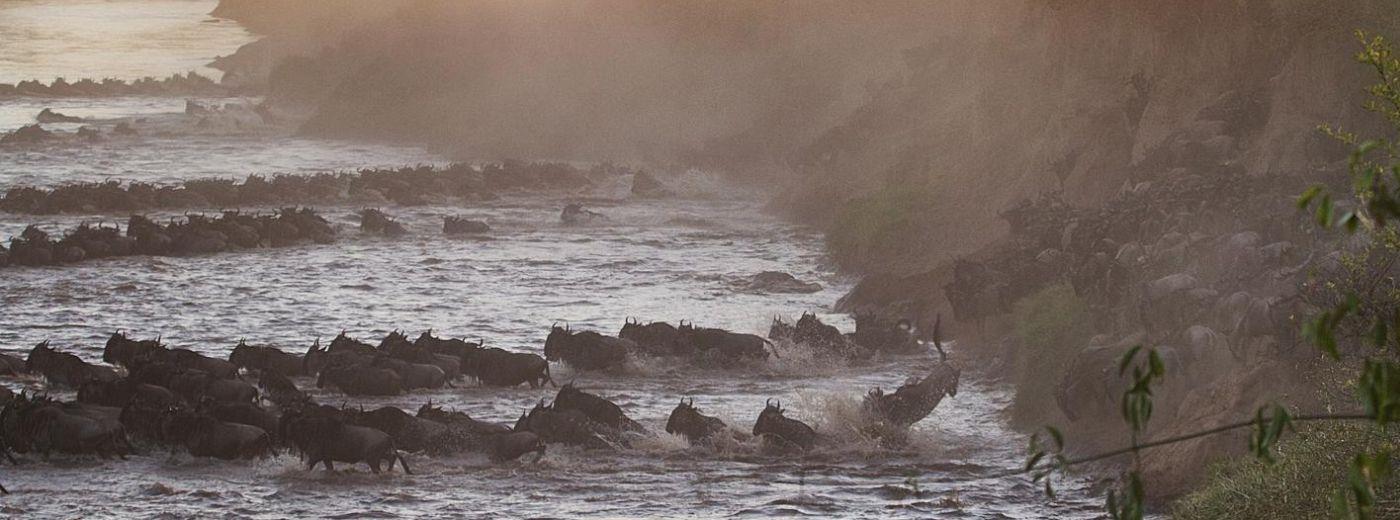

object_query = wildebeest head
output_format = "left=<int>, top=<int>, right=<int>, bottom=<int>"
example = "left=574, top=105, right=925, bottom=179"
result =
left=378, top=330, right=413, bottom=354
left=514, top=399, right=550, bottom=432
left=620, top=317, right=641, bottom=338
left=666, top=397, right=725, bottom=441
left=229, top=339, right=259, bottom=369
left=24, top=341, right=54, bottom=372
left=753, top=398, right=785, bottom=437
left=752, top=398, right=817, bottom=450
left=543, top=324, right=573, bottom=361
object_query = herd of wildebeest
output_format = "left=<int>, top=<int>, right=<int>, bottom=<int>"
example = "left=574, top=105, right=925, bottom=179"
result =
left=0, top=313, right=959, bottom=493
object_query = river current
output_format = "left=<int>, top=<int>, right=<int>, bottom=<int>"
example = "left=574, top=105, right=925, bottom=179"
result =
left=0, top=2, right=1101, bottom=518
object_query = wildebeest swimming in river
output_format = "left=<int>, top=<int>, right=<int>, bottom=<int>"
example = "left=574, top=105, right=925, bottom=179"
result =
left=317, top=364, right=404, bottom=396
left=861, top=363, right=961, bottom=429
left=229, top=340, right=304, bottom=377
left=544, top=324, right=631, bottom=371
left=27, top=341, right=119, bottom=388
left=77, top=378, right=178, bottom=409
left=103, top=331, right=163, bottom=369
left=769, top=312, right=859, bottom=358
left=2, top=393, right=130, bottom=460
left=552, top=383, right=644, bottom=434
left=677, top=321, right=775, bottom=366
left=665, top=398, right=728, bottom=444
left=752, top=399, right=818, bottom=452
left=379, top=330, right=462, bottom=382
left=464, top=347, right=553, bottom=388
left=160, top=407, right=273, bottom=460
left=619, top=318, right=682, bottom=356
left=279, top=409, right=412, bottom=474
left=512, top=399, right=615, bottom=450
left=560, top=203, right=606, bottom=225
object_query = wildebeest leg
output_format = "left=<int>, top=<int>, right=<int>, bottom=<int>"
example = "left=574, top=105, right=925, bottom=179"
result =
left=0, top=481, right=8, bottom=494
left=369, top=459, right=381, bottom=474
left=396, top=451, right=412, bottom=475
left=307, top=457, right=320, bottom=471
left=323, top=460, right=335, bottom=472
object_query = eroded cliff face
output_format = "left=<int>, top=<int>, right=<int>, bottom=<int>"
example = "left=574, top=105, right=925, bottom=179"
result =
left=802, top=0, right=1398, bottom=500
left=789, top=0, right=1391, bottom=274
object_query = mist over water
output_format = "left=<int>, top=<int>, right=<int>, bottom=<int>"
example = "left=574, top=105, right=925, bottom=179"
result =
left=0, top=0, right=252, bottom=84
left=0, top=3, right=1104, bottom=518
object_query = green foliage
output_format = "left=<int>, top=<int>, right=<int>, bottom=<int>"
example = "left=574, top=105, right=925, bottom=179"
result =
left=1008, top=283, right=1094, bottom=425
left=825, top=185, right=929, bottom=266
left=1298, top=31, right=1400, bottom=519
left=1174, top=424, right=1400, bottom=520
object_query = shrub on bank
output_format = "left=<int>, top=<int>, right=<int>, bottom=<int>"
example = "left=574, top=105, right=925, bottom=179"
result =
left=1008, top=283, right=1093, bottom=426
left=1172, top=423, right=1400, bottom=520
left=825, top=185, right=927, bottom=268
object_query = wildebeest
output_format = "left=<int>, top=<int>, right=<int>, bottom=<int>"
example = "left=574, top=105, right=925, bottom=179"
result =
left=168, top=369, right=258, bottom=404
left=414, top=331, right=482, bottom=366
left=26, top=341, right=119, bottom=388
left=199, top=400, right=280, bottom=443
left=676, top=322, right=773, bottom=365
left=77, top=378, right=178, bottom=408
left=103, top=331, right=163, bottom=369
left=485, top=431, right=546, bottom=462
left=862, top=363, right=961, bottom=428
left=769, top=312, right=856, bottom=358
left=302, top=338, right=369, bottom=376
left=164, top=348, right=239, bottom=379
left=379, top=331, right=461, bottom=382
left=665, top=398, right=728, bottom=443
left=229, top=340, right=303, bottom=377
left=373, top=356, right=447, bottom=390
left=328, top=331, right=378, bottom=358
left=512, top=400, right=614, bottom=450
left=161, top=408, right=273, bottom=460
left=317, top=365, right=403, bottom=396
left=0, top=352, right=30, bottom=376
left=752, top=399, right=818, bottom=451
left=257, top=370, right=309, bottom=408
left=351, top=406, right=447, bottom=453
left=464, top=347, right=553, bottom=388
left=543, top=325, right=630, bottom=371
left=417, top=403, right=510, bottom=436
left=850, top=313, right=921, bottom=354
left=552, top=383, right=644, bottom=434
left=280, top=411, right=412, bottom=474
left=3, top=394, right=129, bottom=459
left=618, top=318, right=682, bottom=356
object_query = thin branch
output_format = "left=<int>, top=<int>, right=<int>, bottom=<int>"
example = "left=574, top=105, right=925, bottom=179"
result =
left=977, top=413, right=1375, bottom=482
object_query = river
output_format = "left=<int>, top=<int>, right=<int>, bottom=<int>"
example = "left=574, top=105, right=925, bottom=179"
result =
left=0, top=2, right=1100, bottom=518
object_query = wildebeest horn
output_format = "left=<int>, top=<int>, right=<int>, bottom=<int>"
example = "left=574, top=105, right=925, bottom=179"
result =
left=765, top=398, right=775, bottom=408
left=686, top=398, right=694, bottom=407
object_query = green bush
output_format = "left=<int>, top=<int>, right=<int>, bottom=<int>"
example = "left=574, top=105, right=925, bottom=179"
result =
left=825, top=185, right=927, bottom=268
left=1008, top=283, right=1094, bottom=426
left=1173, top=423, right=1400, bottom=520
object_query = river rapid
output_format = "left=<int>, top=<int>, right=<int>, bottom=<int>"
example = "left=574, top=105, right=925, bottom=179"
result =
left=0, top=2, right=1101, bottom=518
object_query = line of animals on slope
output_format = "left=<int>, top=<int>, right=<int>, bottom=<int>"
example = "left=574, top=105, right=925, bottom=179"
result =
left=0, top=318, right=959, bottom=492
